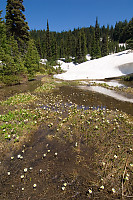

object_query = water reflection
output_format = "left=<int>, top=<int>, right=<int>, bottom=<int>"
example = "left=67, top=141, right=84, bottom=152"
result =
left=79, top=85, right=133, bottom=103
left=53, top=86, right=133, bottom=115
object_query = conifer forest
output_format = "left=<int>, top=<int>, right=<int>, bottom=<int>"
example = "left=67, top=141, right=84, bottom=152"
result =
left=0, top=0, right=133, bottom=85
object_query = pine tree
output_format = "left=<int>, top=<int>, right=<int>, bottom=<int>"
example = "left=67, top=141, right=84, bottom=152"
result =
left=90, top=29, right=96, bottom=59
left=36, top=38, right=43, bottom=58
left=60, top=38, right=65, bottom=58
left=46, top=20, right=52, bottom=61
left=66, top=31, right=72, bottom=62
left=51, top=37, right=58, bottom=61
left=0, top=11, right=7, bottom=52
left=95, top=17, right=101, bottom=58
left=5, top=0, right=29, bottom=47
left=24, top=39, right=40, bottom=79
left=75, top=31, right=82, bottom=63
left=81, top=29, right=87, bottom=62
left=101, top=33, right=109, bottom=57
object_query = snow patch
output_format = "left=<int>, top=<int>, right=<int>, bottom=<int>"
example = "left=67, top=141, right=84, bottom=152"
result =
left=54, top=50, right=133, bottom=80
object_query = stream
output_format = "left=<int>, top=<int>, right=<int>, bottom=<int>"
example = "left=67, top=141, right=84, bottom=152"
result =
left=0, top=78, right=133, bottom=115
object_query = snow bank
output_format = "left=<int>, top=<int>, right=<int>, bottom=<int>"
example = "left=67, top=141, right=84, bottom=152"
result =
left=54, top=50, right=133, bottom=80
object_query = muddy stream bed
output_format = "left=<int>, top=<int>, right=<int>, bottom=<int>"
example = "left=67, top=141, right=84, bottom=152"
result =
left=0, top=78, right=133, bottom=200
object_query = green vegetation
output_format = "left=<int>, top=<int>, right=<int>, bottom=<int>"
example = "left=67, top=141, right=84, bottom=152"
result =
left=0, top=2, right=40, bottom=86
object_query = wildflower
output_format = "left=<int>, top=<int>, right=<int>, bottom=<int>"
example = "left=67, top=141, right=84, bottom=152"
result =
left=75, top=142, right=78, bottom=147
left=125, top=176, right=129, bottom=180
left=47, top=150, right=50, bottom=153
left=21, top=175, right=24, bottom=179
left=114, top=155, right=117, bottom=159
left=33, top=184, right=37, bottom=188
left=22, top=188, right=24, bottom=191
left=24, top=168, right=28, bottom=172
left=7, top=172, right=10, bottom=176
left=100, top=185, right=104, bottom=189
left=63, top=183, right=67, bottom=187
left=130, top=163, right=133, bottom=167
left=17, top=154, right=21, bottom=159
left=8, top=135, right=11, bottom=139
left=61, top=186, right=65, bottom=191
left=11, top=156, right=14, bottom=160
left=43, top=154, right=46, bottom=157
left=88, top=189, right=92, bottom=194
left=29, top=167, right=33, bottom=170
left=54, top=152, right=58, bottom=156
left=112, top=188, right=116, bottom=193
left=102, top=162, right=106, bottom=166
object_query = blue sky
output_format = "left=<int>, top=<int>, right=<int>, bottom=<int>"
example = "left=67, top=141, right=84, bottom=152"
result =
left=1, top=0, right=133, bottom=32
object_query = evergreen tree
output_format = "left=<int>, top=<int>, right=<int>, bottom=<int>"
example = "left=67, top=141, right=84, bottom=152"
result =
left=101, top=33, right=109, bottom=57
left=81, top=29, right=87, bottom=62
left=24, top=39, right=40, bottom=79
left=46, top=20, right=52, bottom=61
left=0, top=11, right=7, bottom=52
left=75, top=31, right=82, bottom=63
left=65, top=31, right=72, bottom=61
left=1, top=36, right=26, bottom=85
left=90, top=29, right=96, bottom=59
left=36, top=38, right=43, bottom=58
left=95, top=17, right=101, bottom=58
left=126, top=39, right=133, bottom=50
left=51, top=37, right=58, bottom=61
left=5, top=0, right=30, bottom=48
left=59, top=38, right=65, bottom=58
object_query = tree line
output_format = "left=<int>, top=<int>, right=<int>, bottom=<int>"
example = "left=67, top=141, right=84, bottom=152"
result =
left=0, top=0, right=133, bottom=85
left=30, top=17, right=133, bottom=63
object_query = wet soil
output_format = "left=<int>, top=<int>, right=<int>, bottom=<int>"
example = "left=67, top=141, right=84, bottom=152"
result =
left=0, top=127, right=98, bottom=200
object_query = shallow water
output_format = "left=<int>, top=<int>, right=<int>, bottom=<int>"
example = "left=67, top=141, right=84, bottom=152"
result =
left=79, top=85, right=133, bottom=103
left=0, top=76, right=43, bottom=101
left=53, top=85, right=133, bottom=115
